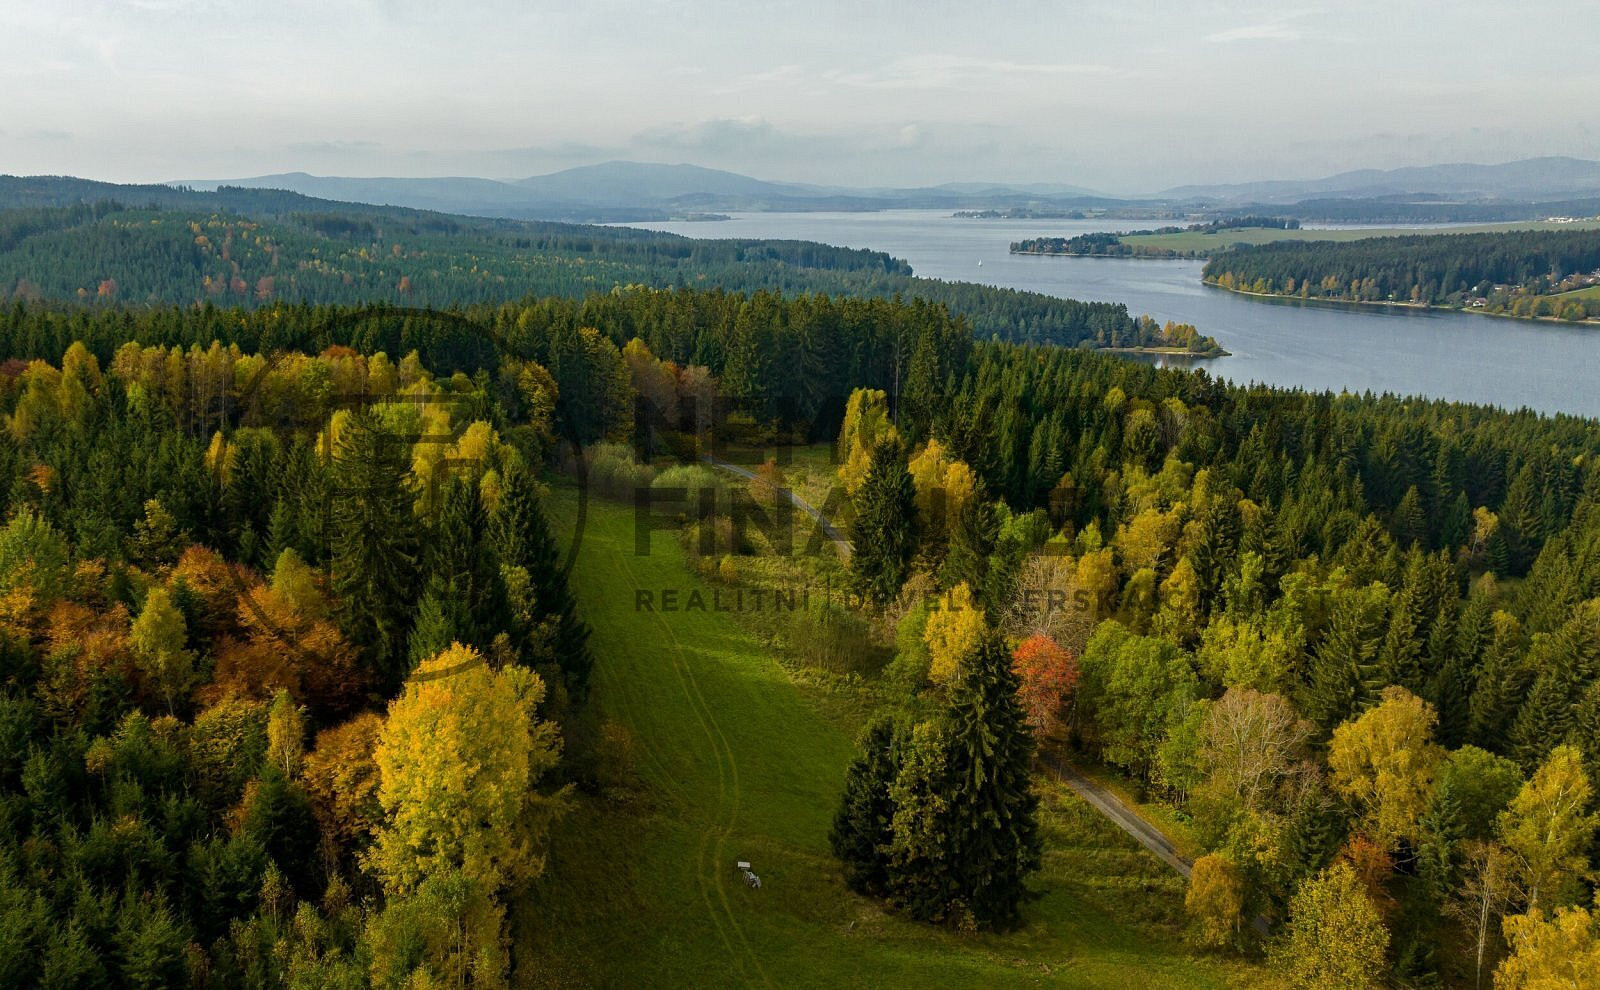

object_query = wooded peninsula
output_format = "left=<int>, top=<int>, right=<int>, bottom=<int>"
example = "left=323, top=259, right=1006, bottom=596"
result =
left=1202, top=227, right=1600, bottom=323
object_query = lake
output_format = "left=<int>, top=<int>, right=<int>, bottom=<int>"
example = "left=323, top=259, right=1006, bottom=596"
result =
left=618, top=211, right=1600, bottom=419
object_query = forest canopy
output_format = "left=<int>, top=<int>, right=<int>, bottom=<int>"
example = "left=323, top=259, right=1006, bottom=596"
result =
left=0, top=179, right=1217, bottom=353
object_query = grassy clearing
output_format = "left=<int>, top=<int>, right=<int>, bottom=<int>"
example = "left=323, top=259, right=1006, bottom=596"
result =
left=514, top=488, right=1263, bottom=988
left=1119, top=219, right=1600, bottom=253
left=764, top=441, right=847, bottom=524
left=1553, top=284, right=1600, bottom=300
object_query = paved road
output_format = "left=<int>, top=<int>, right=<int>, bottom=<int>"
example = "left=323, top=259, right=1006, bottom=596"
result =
left=701, top=455, right=853, bottom=561
left=1042, top=754, right=1193, bottom=879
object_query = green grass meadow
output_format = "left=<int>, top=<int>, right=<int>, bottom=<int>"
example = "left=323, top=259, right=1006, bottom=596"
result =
left=513, top=488, right=1262, bottom=988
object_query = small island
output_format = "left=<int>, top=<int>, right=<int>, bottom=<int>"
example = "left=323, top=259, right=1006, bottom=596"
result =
left=955, top=207, right=1089, bottom=220
left=1100, top=316, right=1230, bottom=357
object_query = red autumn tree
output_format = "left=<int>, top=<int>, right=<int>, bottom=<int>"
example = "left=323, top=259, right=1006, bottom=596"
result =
left=1011, top=632, right=1080, bottom=735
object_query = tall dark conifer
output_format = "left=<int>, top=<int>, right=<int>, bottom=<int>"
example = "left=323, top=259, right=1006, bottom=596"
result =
left=491, top=457, right=591, bottom=693
left=851, top=440, right=917, bottom=605
left=330, top=409, right=419, bottom=690
left=421, top=476, right=504, bottom=653
left=940, top=493, right=998, bottom=606
left=829, top=718, right=902, bottom=898
left=940, top=630, right=1041, bottom=928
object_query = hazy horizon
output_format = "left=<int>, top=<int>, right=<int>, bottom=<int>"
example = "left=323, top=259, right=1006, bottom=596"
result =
left=7, top=1, right=1599, bottom=194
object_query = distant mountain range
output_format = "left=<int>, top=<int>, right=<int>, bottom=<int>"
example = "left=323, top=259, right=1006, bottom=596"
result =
left=1163, top=156, right=1600, bottom=205
left=175, top=161, right=1128, bottom=222
left=133, top=155, right=1600, bottom=225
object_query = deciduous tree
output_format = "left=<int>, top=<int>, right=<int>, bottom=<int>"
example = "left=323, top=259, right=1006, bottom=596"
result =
left=1328, top=685, right=1444, bottom=851
left=366, top=643, right=566, bottom=898
left=1275, top=862, right=1390, bottom=990
left=1496, top=744, right=1596, bottom=911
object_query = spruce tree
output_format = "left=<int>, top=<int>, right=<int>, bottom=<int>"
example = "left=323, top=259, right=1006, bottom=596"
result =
left=1390, top=485, right=1427, bottom=549
left=1376, top=588, right=1423, bottom=695
left=330, top=409, right=420, bottom=690
left=407, top=592, right=456, bottom=669
left=1508, top=603, right=1600, bottom=768
left=940, top=630, right=1041, bottom=927
left=1499, top=464, right=1542, bottom=573
left=829, top=718, right=902, bottom=897
left=1467, top=613, right=1529, bottom=752
left=1425, top=606, right=1471, bottom=747
left=940, top=493, right=998, bottom=607
left=263, top=497, right=298, bottom=569
left=490, top=457, right=591, bottom=692
left=1302, top=584, right=1388, bottom=729
left=1439, top=491, right=1472, bottom=550
left=422, top=477, right=504, bottom=653
left=851, top=440, right=917, bottom=605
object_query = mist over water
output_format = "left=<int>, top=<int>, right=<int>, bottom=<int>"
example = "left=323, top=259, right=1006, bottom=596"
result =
left=620, top=211, right=1600, bottom=418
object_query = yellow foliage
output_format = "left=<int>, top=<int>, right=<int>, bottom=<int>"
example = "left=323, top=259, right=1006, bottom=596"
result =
left=924, top=582, right=986, bottom=685
left=1328, top=686, right=1443, bottom=850
left=1074, top=547, right=1119, bottom=618
left=837, top=388, right=898, bottom=496
left=908, top=439, right=977, bottom=534
left=1496, top=903, right=1600, bottom=989
left=1115, top=507, right=1181, bottom=573
left=204, top=430, right=236, bottom=484
left=366, top=644, right=567, bottom=898
left=1186, top=853, right=1244, bottom=948
left=1498, top=745, right=1597, bottom=910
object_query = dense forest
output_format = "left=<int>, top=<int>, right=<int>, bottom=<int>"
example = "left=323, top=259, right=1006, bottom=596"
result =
left=825, top=323, right=1600, bottom=985
left=0, top=283, right=1598, bottom=982
left=0, top=323, right=595, bottom=985
left=1203, top=227, right=1600, bottom=320
left=0, top=180, right=1220, bottom=353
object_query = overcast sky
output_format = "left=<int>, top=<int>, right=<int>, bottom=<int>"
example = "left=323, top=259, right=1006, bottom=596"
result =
left=5, top=0, right=1598, bottom=193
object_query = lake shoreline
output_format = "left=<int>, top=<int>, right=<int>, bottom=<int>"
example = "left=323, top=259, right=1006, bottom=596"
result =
left=1100, top=344, right=1230, bottom=358
left=1011, top=248, right=1207, bottom=260
left=1202, top=280, right=1600, bottom=328
left=615, top=209, right=1600, bottom=418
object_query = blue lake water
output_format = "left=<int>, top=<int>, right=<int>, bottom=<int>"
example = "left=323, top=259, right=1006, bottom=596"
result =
left=618, top=211, right=1600, bottom=418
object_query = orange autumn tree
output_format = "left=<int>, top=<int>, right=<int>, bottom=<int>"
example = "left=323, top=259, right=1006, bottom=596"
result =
left=1011, top=632, right=1080, bottom=735
left=208, top=549, right=364, bottom=715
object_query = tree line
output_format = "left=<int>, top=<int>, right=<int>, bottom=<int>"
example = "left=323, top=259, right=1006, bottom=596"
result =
left=1203, top=227, right=1600, bottom=321
left=823, top=324, right=1600, bottom=983
left=0, top=182, right=1175, bottom=350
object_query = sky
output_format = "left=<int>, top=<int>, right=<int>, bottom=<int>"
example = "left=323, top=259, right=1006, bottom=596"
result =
left=4, top=0, right=1599, bottom=194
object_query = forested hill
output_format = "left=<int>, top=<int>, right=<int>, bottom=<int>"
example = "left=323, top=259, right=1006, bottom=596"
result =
left=1202, top=226, right=1600, bottom=320
left=0, top=176, right=1212, bottom=352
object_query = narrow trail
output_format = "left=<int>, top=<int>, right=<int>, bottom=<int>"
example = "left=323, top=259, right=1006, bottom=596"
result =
left=701, top=455, right=853, bottom=561
left=1040, top=754, right=1192, bottom=879
left=601, top=544, right=775, bottom=989
left=696, top=466, right=1205, bottom=894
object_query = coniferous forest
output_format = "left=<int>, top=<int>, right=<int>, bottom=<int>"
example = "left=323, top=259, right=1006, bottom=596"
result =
left=0, top=263, right=1593, bottom=981
left=1, top=164, right=1600, bottom=986
left=0, top=180, right=1196, bottom=353
left=1203, top=227, right=1600, bottom=320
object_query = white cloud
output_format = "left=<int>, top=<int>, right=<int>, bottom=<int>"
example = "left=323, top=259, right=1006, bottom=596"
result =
left=0, top=0, right=1597, bottom=190
left=826, top=54, right=1118, bottom=91
left=1206, top=22, right=1303, bottom=42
